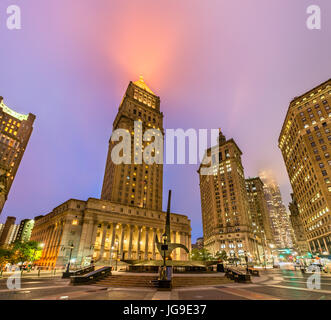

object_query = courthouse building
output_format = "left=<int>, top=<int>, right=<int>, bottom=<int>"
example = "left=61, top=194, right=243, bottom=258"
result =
left=31, top=78, right=191, bottom=267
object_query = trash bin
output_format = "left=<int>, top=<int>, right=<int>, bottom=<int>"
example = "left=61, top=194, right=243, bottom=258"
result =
left=217, top=263, right=225, bottom=272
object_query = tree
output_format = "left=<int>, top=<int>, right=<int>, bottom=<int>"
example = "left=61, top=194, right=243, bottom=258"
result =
left=190, top=248, right=213, bottom=261
left=0, top=248, right=13, bottom=274
left=11, top=241, right=43, bottom=266
left=215, top=250, right=228, bottom=262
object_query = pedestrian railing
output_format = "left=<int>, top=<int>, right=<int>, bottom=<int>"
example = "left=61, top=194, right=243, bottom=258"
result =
left=70, top=266, right=112, bottom=285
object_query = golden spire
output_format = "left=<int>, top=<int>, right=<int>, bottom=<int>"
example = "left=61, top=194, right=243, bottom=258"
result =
left=133, top=75, right=155, bottom=95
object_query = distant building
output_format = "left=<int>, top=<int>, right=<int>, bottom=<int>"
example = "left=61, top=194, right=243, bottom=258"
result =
left=289, top=194, right=309, bottom=255
left=198, top=130, right=262, bottom=262
left=15, top=219, right=34, bottom=243
left=279, top=79, right=331, bottom=254
left=0, top=216, right=18, bottom=246
left=192, top=237, right=204, bottom=250
left=259, top=171, right=294, bottom=249
left=245, top=177, right=274, bottom=253
left=0, top=97, right=35, bottom=215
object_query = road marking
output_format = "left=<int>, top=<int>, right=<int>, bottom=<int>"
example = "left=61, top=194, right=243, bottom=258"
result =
left=216, top=287, right=280, bottom=300
left=265, top=284, right=331, bottom=295
left=151, top=291, right=171, bottom=300
left=0, top=285, right=67, bottom=293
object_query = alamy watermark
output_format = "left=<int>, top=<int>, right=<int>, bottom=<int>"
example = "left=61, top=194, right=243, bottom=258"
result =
left=6, top=4, right=21, bottom=30
left=110, top=122, right=222, bottom=175
left=306, top=265, right=321, bottom=290
left=6, top=267, right=21, bottom=290
left=306, top=5, right=321, bottom=30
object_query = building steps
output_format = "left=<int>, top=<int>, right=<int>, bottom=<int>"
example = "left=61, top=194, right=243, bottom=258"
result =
left=93, top=274, right=232, bottom=288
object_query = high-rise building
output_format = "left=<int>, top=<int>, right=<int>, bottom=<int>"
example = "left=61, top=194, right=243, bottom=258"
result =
left=101, top=76, right=163, bottom=211
left=259, top=171, right=294, bottom=249
left=198, top=130, right=261, bottom=262
left=31, top=78, right=191, bottom=268
left=0, top=216, right=18, bottom=246
left=245, top=177, right=274, bottom=248
left=289, top=194, right=309, bottom=255
left=279, top=79, right=331, bottom=254
left=15, top=219, right=35, bottom=243
left=0, top=97, right=35, bottom=215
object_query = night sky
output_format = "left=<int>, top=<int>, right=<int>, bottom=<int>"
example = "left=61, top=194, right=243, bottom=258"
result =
left=0, top=0, right=330, bottom=242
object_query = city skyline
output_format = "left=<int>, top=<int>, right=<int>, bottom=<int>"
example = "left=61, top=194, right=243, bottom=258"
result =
left=1, top=1, right=331, bottom=243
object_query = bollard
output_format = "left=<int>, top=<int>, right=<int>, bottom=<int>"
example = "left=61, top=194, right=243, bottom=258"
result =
left=38, top=269, right=41, bottom=277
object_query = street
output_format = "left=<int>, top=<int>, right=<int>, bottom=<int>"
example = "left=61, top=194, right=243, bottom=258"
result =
left=0, top=270, right=330, bottom=300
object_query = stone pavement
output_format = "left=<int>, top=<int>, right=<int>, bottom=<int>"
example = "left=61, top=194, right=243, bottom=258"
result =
left=0, top=269, right=330, bottom=300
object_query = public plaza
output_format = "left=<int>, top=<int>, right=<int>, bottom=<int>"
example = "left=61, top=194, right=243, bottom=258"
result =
left=0, top=268, right=330, bottom=300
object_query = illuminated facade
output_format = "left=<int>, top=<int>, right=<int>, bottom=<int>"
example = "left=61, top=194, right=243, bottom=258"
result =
left=259, top=171, right=293, bottom=249
left=101, top=77, right=163, bottom=211
left=289, top=193, right=309, bottom=255
left=31, top=198, right=191, bottom=267
left=0, top=216, right=19, bottom=247
left=279, top=79, right=331, bottom=254
left=198, top=130, right=262, bottom=262
left=15, top=219, right=35, bottom=243
left=30, top=79, right=191, bottom=267
left=245, top=177, right=274, bottom=249
left=0, top=97, right=35, bottom=215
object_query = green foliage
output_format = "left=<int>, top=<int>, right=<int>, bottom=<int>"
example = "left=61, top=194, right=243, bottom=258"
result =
left=5, top=241, right=43, bottom=265
left=0, top=248, right=13, bottom=268
left=215, top=250, right=228, bottom=262
left=190, top=248, right=213, bottom=261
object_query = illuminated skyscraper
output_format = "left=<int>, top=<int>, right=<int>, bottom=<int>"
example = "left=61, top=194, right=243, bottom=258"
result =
left=259, top=171, right=294, bottom=249
left=101, top=77, right=163, bottom=211
left=245, top=177, right=274, bottom=247
left=31, top=79, right=191, bottom=267
left=289, top=193, right=309, bottom=255
left=198, top=130, right=261, bottom=262
left=0, top=97, right=35, bottom=215
left=279, top=79, right=331, bottom=254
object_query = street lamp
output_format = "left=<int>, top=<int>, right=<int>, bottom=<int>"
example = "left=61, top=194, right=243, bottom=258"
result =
left=65, top=245, right=74, bottom=273
left=244, top=251, right=249, bottom=274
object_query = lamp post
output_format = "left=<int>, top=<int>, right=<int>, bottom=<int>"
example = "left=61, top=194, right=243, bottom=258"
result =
left=65, top=245, right=74, bottom=273
left=244, top=251, right=249, bottom=274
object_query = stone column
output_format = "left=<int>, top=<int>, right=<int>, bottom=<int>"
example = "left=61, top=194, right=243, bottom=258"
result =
left=144, top=228, right=149, bottom=260
left=77, top=217, right=94, bottom=265
left=152, top=228, right=156, bottom=260
left=137, top=226, right=142, bottom=260
left=110, top=222, right=118, bottom=249
left=323, top=237, right=329, bottom=254
left=128, top=225, right=134, bottom=259
left=99, top=223, right=108, bottom=260
left=119, top=225, right=126, bottom=259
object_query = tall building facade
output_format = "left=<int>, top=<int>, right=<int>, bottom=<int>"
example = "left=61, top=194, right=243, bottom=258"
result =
left=15, top=219, right=35, bottom=243
left=198, top=130, right=261, bottom=262
left=0, top=216, right=19, bottom=246
left=279, top=79, right=331, bottom=254
left=245, top=177, right=274, bottom=249
left=259, top=171, right=294, bottom=249
left=31, top=79, right=191, bottom=268
left=101, top=77, right=163, bottom=211
left=0, top=97, right=35, bottom=215
left=289, top=194, right=309, bottom=255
